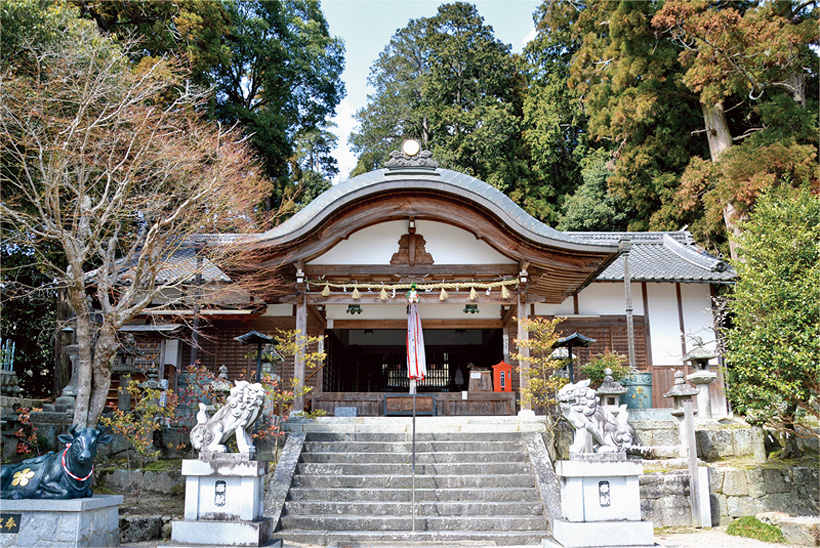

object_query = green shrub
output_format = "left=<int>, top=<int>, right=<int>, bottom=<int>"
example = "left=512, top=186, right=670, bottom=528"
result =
left=726, top=516, right=785, bottom=543
left=580, top=350, right=631, bottom=387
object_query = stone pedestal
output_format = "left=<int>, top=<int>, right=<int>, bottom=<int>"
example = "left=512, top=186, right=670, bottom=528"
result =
left=163, top=454, right=279, bottom=548
left=0, top=495, right=122, bottom=548
left=544, top=457, right=654, bottom=548
left=686, top=370, right=717, bottom=419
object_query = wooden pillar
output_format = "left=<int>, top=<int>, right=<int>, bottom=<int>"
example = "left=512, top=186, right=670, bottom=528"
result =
left=293, top=293, right=308, bottom=412
left=620, top=239, right=636, bottom=370
left=676, top=282, right=688, bottom=375
left=517, top=289, right=530, bottom=412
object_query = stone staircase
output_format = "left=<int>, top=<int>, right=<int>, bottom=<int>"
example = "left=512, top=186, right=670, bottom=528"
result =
left=272, top=417, right=557, bottom=546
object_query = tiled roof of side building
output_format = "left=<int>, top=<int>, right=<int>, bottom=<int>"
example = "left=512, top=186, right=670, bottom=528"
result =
left=569, top=231, right=736, bottom=283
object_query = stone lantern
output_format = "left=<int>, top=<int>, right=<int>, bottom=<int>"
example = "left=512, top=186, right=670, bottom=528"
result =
left=597, top=368, right=628, bottom=414
left=664, top=370, right=699, bottom=458
left=683, top=337, right=718, bottom=419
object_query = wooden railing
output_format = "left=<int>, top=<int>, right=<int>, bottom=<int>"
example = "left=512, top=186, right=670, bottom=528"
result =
left=309, top=391, right=516, bottom=417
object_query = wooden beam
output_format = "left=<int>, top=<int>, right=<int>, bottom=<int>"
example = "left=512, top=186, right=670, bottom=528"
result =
left=307, top=304, right=326, bottom=329
left=330, top=319, right=504, bottom=329
left=304, top=292, right=518, bottom=305
left=305, top=263, right=519, bottom=278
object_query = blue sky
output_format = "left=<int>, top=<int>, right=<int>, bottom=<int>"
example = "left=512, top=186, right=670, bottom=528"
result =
left=322, top=0, right=541, bottom=182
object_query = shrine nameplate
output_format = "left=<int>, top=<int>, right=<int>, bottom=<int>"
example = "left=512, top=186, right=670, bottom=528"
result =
left=384, top=394, right=436, bottom=416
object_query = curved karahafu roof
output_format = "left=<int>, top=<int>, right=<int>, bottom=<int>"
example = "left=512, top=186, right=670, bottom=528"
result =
left=255, top=167, right=616, bottom=254
left=243, top=156, right=622, bottom=303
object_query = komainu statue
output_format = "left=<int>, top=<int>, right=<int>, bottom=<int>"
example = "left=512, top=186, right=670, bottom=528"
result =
left=189, top=380, right=266, bottom=455
left=557, top=379, right=634, bottom=455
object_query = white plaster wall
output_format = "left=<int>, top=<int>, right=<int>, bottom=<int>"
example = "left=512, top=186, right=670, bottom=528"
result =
left=646, top=283, right=684, bottom=366
left=680, top=283, right=718, bottom=360
left=577, top=282, right=644, bottom=316
left=263, top=304, right=293, bottom=317
left=309, top=220, right=513, bottom=265
left=415, top=220, right=513, bottom=264
left=534, top=299, right=575, bottom=316
left=533, top=282, right=643, bottom=317
left=324, top=302, right=502, bottom=321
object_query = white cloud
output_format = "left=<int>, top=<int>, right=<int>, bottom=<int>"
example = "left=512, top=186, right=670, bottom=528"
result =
left=522, top=25, right=537, bottom=49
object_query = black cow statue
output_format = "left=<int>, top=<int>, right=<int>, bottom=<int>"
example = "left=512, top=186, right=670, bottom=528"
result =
left=0, top=425, right=112, bottom=499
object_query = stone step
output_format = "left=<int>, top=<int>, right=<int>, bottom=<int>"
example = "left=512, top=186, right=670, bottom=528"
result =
left=278, top=514, right=548, bottom=532
left=278, top=529, right=546, bottom=546
left=286, top=487, right=541, bottom=503
left=304, top=431, right=526, bottom=442
left=283, top=500, right=545, bottom=516
left=302, top=440, right=522, bottom=454
left=294, top=462, right=532, bottom=476
left=291, top=474, right=536, bottom=489
left=300, top=450, right=529, bottom=464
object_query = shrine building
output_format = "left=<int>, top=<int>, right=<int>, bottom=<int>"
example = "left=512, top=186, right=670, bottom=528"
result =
left=121, top=145, right=735, bottom=417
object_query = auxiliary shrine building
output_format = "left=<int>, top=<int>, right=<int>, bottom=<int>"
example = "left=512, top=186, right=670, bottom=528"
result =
left=122, top=147, right=734, bottom=418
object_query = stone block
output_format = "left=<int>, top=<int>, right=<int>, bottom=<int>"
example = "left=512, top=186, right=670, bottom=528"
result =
left=697, top=429, right=735, bottom=460
left=732, top=428, right=755, bottom=456
left=170, top=518, right=273, bottom=546
left=550, top=518, right=655, bottom=548
left=0, top=495, right=122, bottom=548
left=640, top=473, right=688, bottom=500
left=757, top=493, right=808, bottom=515
left=758, top=468, right=790, bottom=496
left=714, top=493, right=729, bottom=524
left=632, top=430, right=653, bottom=446
left=746, top=468, right=767, bottom=498
left=727, top=496, right=757, bottom=518
left=723, top=469, right=749, bottom=496
left=657, top=495, right=693, bottom=527
left=120, top=515, right=162, bottom=544
left=779, top=516, right=820, bottom=547
left=651, top=428, right=680, bottom=447
left=708, top=467, right=725, bottom=492
left=793, top=467, right=820, bottom=506
left=640, top=497, right=658, bottom=525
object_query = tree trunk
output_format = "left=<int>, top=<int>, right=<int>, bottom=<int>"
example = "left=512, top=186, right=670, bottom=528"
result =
left=701, top=101, right=741, bottom=260
left=778, top=403, right=804, bottom=460
left=71, top=310, right=94, bottom=428
left=87, top=327, right=119, bottom=426
left=785, top=73, right=806, bottom=107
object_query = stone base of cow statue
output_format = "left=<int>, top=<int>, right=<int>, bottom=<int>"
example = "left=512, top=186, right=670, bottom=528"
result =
left=0, top=425, right=122, bottom=547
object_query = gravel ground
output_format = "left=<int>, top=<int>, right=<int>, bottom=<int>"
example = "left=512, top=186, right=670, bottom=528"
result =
left=655, top=526, right=805, bottom=548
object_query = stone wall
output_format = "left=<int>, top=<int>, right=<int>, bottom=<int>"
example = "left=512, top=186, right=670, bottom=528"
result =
left=640, top=466, right=819, bottom=528
left=709, top=466, right=818, bottom=524
left=631, top=419, right=767, bottom=460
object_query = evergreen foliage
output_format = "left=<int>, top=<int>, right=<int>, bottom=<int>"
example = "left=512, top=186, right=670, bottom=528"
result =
left=724, top=187, right=819, bottom=454
left=350, top=3, right=529, bottom=198
left=74, top=0, right=346, bottom=212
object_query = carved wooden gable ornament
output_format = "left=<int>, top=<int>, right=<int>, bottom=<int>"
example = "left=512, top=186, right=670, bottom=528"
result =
left=390, top=226, right=434, bottom=266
